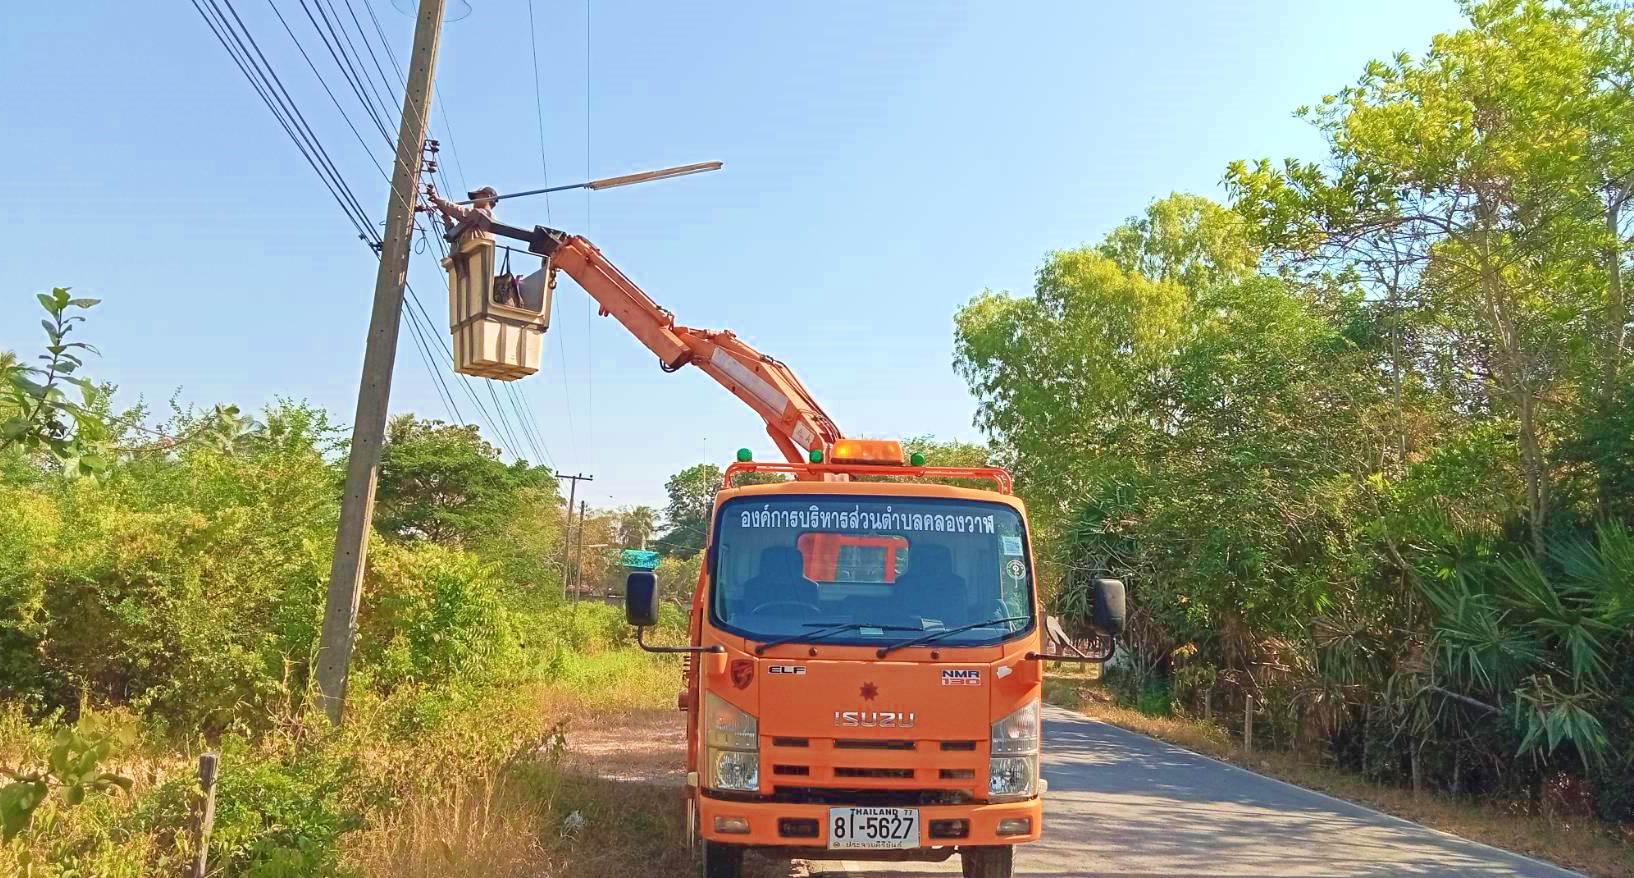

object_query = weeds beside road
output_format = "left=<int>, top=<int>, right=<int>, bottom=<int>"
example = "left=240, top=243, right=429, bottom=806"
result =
left=0, top=632, right=701, bottom=877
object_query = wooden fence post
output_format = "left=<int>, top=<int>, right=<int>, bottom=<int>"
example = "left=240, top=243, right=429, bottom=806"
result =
left=1243, top=695, right=1255, bottom=753
left=190, top=753, right=219, bottom=878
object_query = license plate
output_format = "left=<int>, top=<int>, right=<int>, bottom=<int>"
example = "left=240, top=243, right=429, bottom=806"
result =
left=826, top=806, right=921, bottom=849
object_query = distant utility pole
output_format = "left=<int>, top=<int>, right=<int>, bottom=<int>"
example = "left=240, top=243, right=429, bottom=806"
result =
left=557, top=473, right=593, bottom=600
left=572, top=499, right=588, bottom=603
left=314, top=0, right=447, bottom=725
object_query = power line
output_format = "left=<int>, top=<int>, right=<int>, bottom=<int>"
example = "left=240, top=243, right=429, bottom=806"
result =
left=299, top=0, right=394, bottom=141
left=357, top=0, right=468, bottom=193
left=551, top=279, right=583, bottom=468
left=337, top=0, right=403, bottom=116
left=194, top=0, right=531, bottom=464
left=406, top=206, right=552, bottom=467
left=521, top=0, right=588, bottom=474
left=200, top=0, right=561, bottom=475
left=524, top=0, right=553, bottom=223
left=193, top=0, right=375, bottom=242
left=338, top=0, right=549, bottom=472
left=256, top=1, right=484, bottom=439
left=400, top=294, right=463, bottom=423
left=403, top=279, right=529, bottom=452
left=285, top=0, right=534, bottom=466
left=582, top=0, right=595, bottom=476
left=274, top=0, right=437, bottom=240
left=263, top=0, right=392, bottom=183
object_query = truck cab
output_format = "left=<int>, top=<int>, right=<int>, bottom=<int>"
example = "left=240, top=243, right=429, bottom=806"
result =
left=624, top=444, right=1122, bottom=878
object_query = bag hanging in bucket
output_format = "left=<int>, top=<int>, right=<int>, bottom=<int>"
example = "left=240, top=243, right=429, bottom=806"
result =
left=493, top=248, right=527, bottom=308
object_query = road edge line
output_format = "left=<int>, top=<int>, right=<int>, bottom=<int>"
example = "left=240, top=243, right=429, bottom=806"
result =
left=1046, top=704, right=1588, bottom=878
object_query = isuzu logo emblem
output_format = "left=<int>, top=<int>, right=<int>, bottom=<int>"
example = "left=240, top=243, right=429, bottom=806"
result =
left=834, top=710, right=916, bottom=729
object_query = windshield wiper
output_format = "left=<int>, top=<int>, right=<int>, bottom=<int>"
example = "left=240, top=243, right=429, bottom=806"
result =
left=754, top=621, right=921, bottom=655
left=875, top=615, right=1031, bottom=658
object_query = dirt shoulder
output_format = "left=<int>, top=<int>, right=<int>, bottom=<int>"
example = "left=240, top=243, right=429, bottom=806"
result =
left=566, top=706, right=689, bottom=786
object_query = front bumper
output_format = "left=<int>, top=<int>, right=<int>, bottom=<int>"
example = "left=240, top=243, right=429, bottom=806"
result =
left=697, top=793, right=1042, bottom=849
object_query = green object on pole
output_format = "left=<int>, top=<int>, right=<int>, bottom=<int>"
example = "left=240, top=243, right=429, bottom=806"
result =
left=809, top=449, right=824, bottom=463
left=736, top=448, right=753, bottom=462
left=910, top=452, right=927, bottom=467
left=621, top=549, right=661, bottom=570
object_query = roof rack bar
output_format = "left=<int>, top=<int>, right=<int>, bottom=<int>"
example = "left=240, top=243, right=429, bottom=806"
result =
left=722, top=461, right=1013, bottom=494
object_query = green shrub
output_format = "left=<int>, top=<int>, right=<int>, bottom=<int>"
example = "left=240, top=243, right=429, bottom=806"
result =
left=358, top=541, right=516, bottom=690
left=139, top=740, right=360, bottom=878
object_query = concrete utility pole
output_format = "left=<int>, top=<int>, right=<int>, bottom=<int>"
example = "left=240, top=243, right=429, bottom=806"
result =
left=556, top=473, right=593, bottom=600
left=315, top=0, right=447, bottom=725
left=572, top=499, right=589, bottom=602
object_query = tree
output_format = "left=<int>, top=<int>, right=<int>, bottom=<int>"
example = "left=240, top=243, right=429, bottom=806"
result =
left=616, top=505, right=659, bottom=549
left=374, top=416, right=557, bottom=546
left=1226, top=0, right=1634, bottom=553
left=1096, top=192, right=1259, bottom=290
left=954, top=194, right=1232, bottom=531
left=654, top=463, right=785, bottom=558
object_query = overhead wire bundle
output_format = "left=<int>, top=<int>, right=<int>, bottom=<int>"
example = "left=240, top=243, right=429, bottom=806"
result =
left=186, top=0, right=561, bottom=471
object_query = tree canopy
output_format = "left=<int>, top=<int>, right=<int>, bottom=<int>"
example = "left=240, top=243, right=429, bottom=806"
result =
left=955, top=0, right=1634, bottom=814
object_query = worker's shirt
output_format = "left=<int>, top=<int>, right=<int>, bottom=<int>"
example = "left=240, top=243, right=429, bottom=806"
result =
left=440, top=202, right=494, bottom=242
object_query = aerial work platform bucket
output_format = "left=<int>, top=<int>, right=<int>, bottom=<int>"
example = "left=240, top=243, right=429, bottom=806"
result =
left=444, top=237, right=551, bottom=380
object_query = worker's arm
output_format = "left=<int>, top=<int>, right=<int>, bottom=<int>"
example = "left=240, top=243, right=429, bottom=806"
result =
left=489, top=224, right=841, bottom=464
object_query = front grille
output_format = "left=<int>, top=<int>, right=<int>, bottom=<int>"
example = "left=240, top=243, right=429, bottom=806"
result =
left=763, top=736, right=982, bottom=803
left=834, top=767, right=914, bottom=779
left=834, top=738, right=915, bottom=751
left=770, top=786, right=974, bottom=806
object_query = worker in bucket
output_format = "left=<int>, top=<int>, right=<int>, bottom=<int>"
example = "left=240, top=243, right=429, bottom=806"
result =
left=428, top=184, right=498, bottom=244
left=428, top=184, right=534, bottom=309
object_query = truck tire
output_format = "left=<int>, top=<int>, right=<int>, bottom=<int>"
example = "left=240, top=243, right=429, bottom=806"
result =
left=699, top=839, right=744, bottom=878
left=960, top=845, right=1014, bottom=878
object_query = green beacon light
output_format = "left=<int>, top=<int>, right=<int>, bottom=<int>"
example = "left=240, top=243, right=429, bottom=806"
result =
left=910, top=452, right=927, bottom=467
left=736, top=448, right=753, bottom=462
left=809, top=449, right=824, bottom=464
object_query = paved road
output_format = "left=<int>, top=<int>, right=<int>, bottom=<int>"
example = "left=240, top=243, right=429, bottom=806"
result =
left=801, top=705, right=1584, bottom=878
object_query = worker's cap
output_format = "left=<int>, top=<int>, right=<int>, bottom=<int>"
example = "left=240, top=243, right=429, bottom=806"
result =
left=467, top=186, right=499, bottom=201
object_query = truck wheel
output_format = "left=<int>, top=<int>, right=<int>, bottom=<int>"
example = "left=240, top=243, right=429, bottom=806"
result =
left=699, top=839, right=744, bottom=878
left=960, top=845, right=1014, bottom=878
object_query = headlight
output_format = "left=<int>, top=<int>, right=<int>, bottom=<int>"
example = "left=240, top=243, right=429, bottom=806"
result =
left=991, top=700, right=1040, bottom=755
left=703, top=692, right=759, bottom=792
left=704, top=692, right=758, bottom=750
left=988, top=755, right=1038, bottom=798
left=708, top=748, right=760, bottom=792
left=989, top=700, right=1040, bottom=800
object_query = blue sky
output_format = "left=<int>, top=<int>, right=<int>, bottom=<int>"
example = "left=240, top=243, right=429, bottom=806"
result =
left=0, top=0, right=1468, bottom=508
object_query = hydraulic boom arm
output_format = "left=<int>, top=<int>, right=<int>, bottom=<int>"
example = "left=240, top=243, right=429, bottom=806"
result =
left=491, top=222, right=842, bottom=465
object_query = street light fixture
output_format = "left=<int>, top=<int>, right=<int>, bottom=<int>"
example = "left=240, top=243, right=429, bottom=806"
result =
left=460, top=161, right=723, bottom=205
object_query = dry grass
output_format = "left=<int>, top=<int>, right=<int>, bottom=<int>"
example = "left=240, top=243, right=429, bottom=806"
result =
left=343, top=666, right=697, bottom=878
left=1045, top=677, right=1634, bottom=878
left=0, top=648, right=700, bottom=878
left=346, top=766, right=697, bottom=878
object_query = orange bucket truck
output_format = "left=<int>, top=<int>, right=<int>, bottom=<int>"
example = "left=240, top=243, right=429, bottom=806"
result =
left=479, top=221, right=1126, bottom=878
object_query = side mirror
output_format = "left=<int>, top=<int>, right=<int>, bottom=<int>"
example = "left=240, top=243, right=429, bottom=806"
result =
left=625, top=571, right=660, bottom=627
left=1091, top=577, right=1126, bottom=637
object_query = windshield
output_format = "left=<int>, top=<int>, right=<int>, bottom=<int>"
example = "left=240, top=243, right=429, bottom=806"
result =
left=710, top=495, right=1034, bottom=648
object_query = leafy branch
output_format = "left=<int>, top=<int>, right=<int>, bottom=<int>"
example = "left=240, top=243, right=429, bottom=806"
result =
left=1, top=288, right=107, bottom=474
left=1, top=726, right=132, bottom=843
